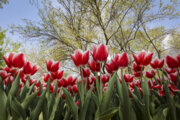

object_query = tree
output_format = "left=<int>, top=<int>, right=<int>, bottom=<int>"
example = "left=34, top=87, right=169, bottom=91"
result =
left=0, top=27, right=21, bottom=67
left=0, top=0, right=8, bottom=8
left=11, top=0, right=180, bottom=62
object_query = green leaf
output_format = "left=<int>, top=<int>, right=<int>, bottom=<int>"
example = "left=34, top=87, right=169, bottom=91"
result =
left=164, top=82, right=176, bottom=120
left=98, top=107, right=119, bottom=120
left=11, top=99, right=25, bottom=120
left=153, top=108, right=168, bottom=120
left=49, top=88, right=62, bottom=120
left=30, top=90, right=46, bottom=120
left=0, top=77, right=7, bottom=120
left=142, top=79, right=152, bottom=120
left=20, top=77, right=30, bottom=101
left=22, top=91, right=38, bottom=110
left=63, top=88, right=78, bottom=120
left=79, top=84, right=94, bottom=120
left=117, top=76, right=136, bottom=120
left=8, top=71, right=21, bottom=97
left=100, top=73, right=117, bottom=111
left=26, top=82, right=36, bottom=96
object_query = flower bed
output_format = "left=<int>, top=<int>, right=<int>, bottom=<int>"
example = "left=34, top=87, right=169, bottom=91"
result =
left=0, top=44, right=180, bottom=120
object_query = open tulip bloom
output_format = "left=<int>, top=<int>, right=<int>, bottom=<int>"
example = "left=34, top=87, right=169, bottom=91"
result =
left=1, top=48, right=180, bottom=120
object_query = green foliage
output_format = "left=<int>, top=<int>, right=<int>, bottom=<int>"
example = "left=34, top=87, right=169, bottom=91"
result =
left=0, top=0, right=8, bottom=8
left=0, top=27, right=21, bottom=67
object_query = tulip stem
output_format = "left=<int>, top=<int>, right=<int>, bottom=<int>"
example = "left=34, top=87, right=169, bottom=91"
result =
left=177, top=68, right=180, bottom=89
left=99, top=62, right=103, bottom=101
left=157, top=69, right=161, bottom=83
left=160, top=68, right=165, bottom=84
left=80, top=67, right=84, bottom=106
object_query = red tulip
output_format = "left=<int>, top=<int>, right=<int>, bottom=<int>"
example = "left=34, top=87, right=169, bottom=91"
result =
left=176, top=54, right=180, bottom=67
left=76, top=100, right=79, bottom=106
left=23, top=61, right=40, bottom=75
left=169, top=73, right=177, bottom=86
left=3, top=53, right=25, bottom=68
left=31, top=65, right=40, bottom=75
left=50, top=84, right=54, bottom=93
left=0, top=70, right=10, bottom=79
left=165, top=68, right=176, bottom=74
left=133, top=52, right=153, bottom=66
left=123, top=74, right=134, bottom=83
left=92, top=44, right=109, bottom=62
left=44, top=73, right=51, bottom=83
left=105, top=62, right=115, bottom=74
left=145, top=70, right=155, bottom=79
left=118, top=52, right=129, bottom=67
left=134, top=72, right=141, bottom=78
left=46, top=59, right=60, bottom=72
left=88, top=59, right=100, bottom=72
left=133, top=63, right=144, bottom=72
left=153, top=84, right=161, bottom=89
left=58, top=79, right=65, bottom=87
left=71, top=85, right=78, bottom=93
left=105, top=52, right=129, bottom=73
left=166, top=56, right=179, bottom=69
left=30, top=78, right=36, bottom=86
left=63, top=76, right=77, bottom=87
left=70, top=50, right=89, bottom=67
left=82, top=68, right=90, bottom=78
left=3, top=52, right=15, bottom=67
left=168, top=83, right=179, bottom=92
left=101, top=74, right=110, bottom=84
left=158, top=90, right=165, bottom=96
left=52, top=70, right=64, bottom=79
left=148, top=80, right=153, bottom=89
left=150, top=59, right=164, bottom=69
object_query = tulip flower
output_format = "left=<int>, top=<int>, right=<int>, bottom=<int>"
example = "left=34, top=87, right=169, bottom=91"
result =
left=133, top=52, right=153, bottom=66
left=105, top=52, right=129, bottom=73
left=92, top=44, right=109, bottom=62
left=169, top=73, right=177, bottom=86
left=76, top=100, right=79, bottom=106
left=46, top=59, right=60, bottom=72
left=165, top=68, right=176, bottom=74
left=123, top=74, right=134, bottom=83
left=118, top=52, right=129, bottom=67
left=71, top=85, right=78, bottom=93
left=70, top=50, right=89, bottom=67
left=3, top=52, right=25, bottom=68
left=158, top=90, right=165, bottom=96
left=50, top=84, right=55, bottom=93
left=52, top=70, right=64, bottom=79
left=0, top=70, right=10, bottom=79
left=105, top=62, right=115, bottom=74
left=134, top=72, right=141, bottom=78
left=44, top=73, right=51, bottom=83
left=133, top=63, right=144, bottom=72
left=23, top=61, right=40, bottom=75
left=166, top=56, right=179, bottom=69
left=88, top=59, right=100, bottom=72
left=150, top=59, right=164, bottom=69
left=177, top=54, right=180, bottom=67
left=168, top=83, right=179, bottom=92
left=101, top=74, right=110, bottom=84
left=145, top=70, right=155, bottom=79
left=82, top=68, right=91, bottom=78
left=63, top=76, right=77, bottom=87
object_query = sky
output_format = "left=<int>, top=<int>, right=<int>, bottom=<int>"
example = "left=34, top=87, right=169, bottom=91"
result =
left=0, top=0, right=41, bottom=46
left=0, top=0, right=180, bottom=51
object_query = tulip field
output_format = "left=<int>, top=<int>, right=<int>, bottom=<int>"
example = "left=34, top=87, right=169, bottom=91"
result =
left=1, top=44, right=180, bottom=120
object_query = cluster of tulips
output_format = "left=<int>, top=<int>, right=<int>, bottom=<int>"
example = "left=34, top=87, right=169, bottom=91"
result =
left=0, top=43, right=180, bottom=120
